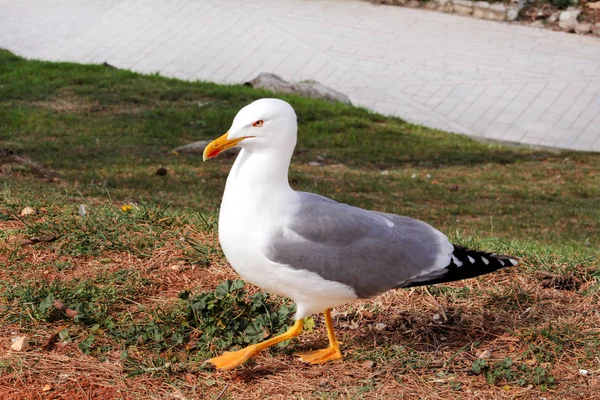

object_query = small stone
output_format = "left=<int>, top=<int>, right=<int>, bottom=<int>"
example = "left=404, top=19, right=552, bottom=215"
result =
left=361, top=360, right=375, bottom=369
left=579, top=369, right=589, bottom=376
left=308, top=161, right=322, bottom=167
left=587, top=1, right=600, bottom=9
left=10, top=336, right=29, bottom=352
left=411, top=173, right=417, bottom=179
left=433, top=313, right=441, bottom=321
left=316, top=155, right=325, bottom=162
left=531, top=20, right=545, bottom=28
left=454, top=0, right=474, bottom=14
left=575, top=22, right=592, bottom=34
left=78, top=204, right=87, bottom=217
left=593, top=23, right=600, bottom=36
left=245, top=73, right=351, bottom=104
left=490, top=3, right=506, bottom=12
left=506, top=6, right=520, bottom=21
left=380, top=170, right=389, bottom=175
left=558, top=9, right=581, bottom=32
left=42, top=384, right=52, bottom=392
left=170, top=264, right=182, bottom=271
left=478, top=349, right=492, bottom=359
left=474, top=1, right=490, bottom=9
left=20, top=207, right=36, bottom=216
left=548, top=12, right=559, bottom=23
left=442, top=2, right=454, bottom=12
left=374, top=322, right=387, bottom=331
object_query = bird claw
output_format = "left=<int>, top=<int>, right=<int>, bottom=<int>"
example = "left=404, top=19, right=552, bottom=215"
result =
left=206, top=345, right=260, bottom=370
left=294, top=346, right=343, bottom=364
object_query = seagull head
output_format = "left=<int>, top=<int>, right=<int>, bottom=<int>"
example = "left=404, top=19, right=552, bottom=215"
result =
left=203, top=98, right=297, bottom=161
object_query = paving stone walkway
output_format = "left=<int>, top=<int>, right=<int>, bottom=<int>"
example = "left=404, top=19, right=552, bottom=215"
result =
left=2, top=0, right=599, bottom=151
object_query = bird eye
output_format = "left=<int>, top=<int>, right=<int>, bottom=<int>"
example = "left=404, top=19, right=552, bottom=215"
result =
left=252, top=120, right=264, bottom=127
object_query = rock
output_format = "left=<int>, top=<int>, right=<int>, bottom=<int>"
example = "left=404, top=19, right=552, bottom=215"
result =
left=173, top=140, right=210, bottom=155
left=172, top=140, right=241, bottom=158
left=548, top=12, right=560, bottom=23
left=361, top=360, right=375, bottom=369
left=478, top=349, right=492, bottom=359
left=587, top=1, right=600, bottom=9
left=308, top=161, right=322, bottom=167
left=575, top=22, right=592, bottom=34
left=10, top=336, right=29, bottom=352
left=374, top=322, right=388, bottom=331
left=474, top=1, right=490, bottom=9
left=474, top=4, right=506, bottom=20
left=20, top=206, right=36, bottom=216
left=424, top=1, right=439, bottom=9
left=506, top=5, right=520, bottom=21
left=244, top=73, right=351, bottom=104
left=454, top=0, right=474, bottom=14
left=579, top=369, right=589, bottom=376
left=406, top=0, right=421, bottom=7
left=593, top=23, right=600, bottom=36
left=442, top=2, right=454, bottom=12
left=530, top=20, right=545, bottom=28
left=558, top=9, right=581, bottom=32
left=78, top=204, right=87, bottom=217
left=489, top=3, right=506, bottom=12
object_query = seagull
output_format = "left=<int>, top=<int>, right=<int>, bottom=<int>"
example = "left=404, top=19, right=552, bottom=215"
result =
left=202, top=98, right=517, bottom=370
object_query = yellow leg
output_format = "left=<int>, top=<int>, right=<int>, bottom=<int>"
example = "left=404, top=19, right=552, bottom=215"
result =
left=206, top=319, right=303, bottom=370
left=295, top=308, right=343, bottom=364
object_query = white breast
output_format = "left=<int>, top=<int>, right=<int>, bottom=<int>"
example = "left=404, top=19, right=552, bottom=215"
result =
left=218, top=151, right=357, bottom=319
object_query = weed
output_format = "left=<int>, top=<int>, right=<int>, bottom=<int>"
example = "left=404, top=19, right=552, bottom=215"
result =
left=180, top=279, right=295, bottom=355
left=471, top=357, right=556, bottom=389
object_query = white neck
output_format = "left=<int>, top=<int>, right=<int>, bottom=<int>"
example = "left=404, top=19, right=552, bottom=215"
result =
left=221, top=146, right=295, bottom=214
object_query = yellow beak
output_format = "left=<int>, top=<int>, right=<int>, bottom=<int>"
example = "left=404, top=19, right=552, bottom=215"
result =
left=202, top=132, right=247, bottom=161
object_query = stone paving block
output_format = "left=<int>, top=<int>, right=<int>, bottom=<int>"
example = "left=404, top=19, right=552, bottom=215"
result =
left=1, top=0, right=599, bottom=151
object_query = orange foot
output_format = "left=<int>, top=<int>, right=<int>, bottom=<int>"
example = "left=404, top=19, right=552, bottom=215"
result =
left=294, top=346, right=343, bottom=364
left=206, top=344, right=260, bottom=370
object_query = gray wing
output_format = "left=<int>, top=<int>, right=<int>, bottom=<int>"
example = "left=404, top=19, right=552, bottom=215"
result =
left=267, top=192, right=453, bottom=298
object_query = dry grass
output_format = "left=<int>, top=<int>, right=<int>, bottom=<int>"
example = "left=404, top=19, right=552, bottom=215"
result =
left=1, top=225, right=599, bottom=399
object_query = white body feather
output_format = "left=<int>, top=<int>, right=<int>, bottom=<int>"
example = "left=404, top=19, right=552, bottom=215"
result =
left=219, top=149, right=358, bottom=319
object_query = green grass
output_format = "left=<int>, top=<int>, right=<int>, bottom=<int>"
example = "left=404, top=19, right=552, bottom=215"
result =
left=2, top=49, right=599, bottom=249
left=0, top=49, right=599, bottom=399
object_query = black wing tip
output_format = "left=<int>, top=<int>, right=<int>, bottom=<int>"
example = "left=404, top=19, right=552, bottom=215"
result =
left=452, top=244, right=519, bottom=268
left=402, top=244, right=517, bottom=288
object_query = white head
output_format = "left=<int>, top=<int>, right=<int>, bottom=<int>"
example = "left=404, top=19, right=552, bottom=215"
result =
left=203, top=98, right=297, bottom=160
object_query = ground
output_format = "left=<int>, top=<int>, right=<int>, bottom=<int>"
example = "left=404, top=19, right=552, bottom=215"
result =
left=0, top=50, right=599, bottom=399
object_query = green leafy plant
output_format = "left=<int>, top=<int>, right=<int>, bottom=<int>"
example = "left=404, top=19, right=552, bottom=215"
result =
left=471, top=357, right=556, bottom=390
left=180, top=279, right=295, bottom=354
